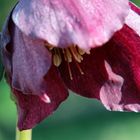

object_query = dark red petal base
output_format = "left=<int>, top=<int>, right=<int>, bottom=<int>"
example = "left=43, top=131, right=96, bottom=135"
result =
left=13, top=66, right=68, bottom=130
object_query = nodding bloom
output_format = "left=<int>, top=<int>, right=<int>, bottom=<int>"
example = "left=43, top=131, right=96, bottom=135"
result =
left=1, top=0, right=140, bottom=130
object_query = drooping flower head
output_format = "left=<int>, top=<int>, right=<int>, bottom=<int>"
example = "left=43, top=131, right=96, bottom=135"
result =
left=1, top=0, right=140, bottom=130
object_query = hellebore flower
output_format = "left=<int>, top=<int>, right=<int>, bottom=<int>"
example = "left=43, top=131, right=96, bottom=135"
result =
left=1, top=0, right=140, bottom=131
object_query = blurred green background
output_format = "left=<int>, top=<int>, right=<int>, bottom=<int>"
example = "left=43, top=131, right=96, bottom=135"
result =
left=0, top=0, right=140, bottom=140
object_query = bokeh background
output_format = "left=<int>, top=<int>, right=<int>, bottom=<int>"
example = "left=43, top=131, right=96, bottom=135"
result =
left=0, top=0, right=140, bottom=140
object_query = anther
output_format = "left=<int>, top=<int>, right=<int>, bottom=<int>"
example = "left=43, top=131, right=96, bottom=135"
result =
left=78, top=47, right=85, bottom=55
left=53, top=49, right=62, bottom=67
left=70, top=46, right=83, bottom=63
left=45, top=42, right=85, bottom=80
left=65, top=48, right=72, bottom=62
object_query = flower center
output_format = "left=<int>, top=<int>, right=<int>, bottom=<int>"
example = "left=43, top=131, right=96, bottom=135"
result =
left=45, top=43, right=90, bottom=80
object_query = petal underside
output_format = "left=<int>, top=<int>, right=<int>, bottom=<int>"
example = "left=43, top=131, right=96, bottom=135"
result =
left=12, top=25, right=52, bottom=95
left=12, top=0, right=129, bottom=50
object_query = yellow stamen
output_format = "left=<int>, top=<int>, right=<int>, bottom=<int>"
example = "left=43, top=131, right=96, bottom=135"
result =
left=65, top=48, right=72, bottom=63
left=53, top=49, right=62, bottom=67
left=78, top=47, right=85, bottom=55
left=46, top=43, right=87, bottom=80
left=69, top=46, right=83, bottom=63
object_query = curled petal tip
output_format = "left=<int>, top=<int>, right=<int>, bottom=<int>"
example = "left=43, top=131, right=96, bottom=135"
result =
left=40, top=93, right=51, bottom=103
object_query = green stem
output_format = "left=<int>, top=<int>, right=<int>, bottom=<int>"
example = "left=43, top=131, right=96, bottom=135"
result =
left=16, top=128, right=32, bottom=140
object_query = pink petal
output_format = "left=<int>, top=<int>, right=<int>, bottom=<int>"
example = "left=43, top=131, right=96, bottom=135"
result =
left=100, top=25, right=140, bottom=112
left=12, top=0, right=129, bottom=50
left=13, top=66, right=68, bottom=130
left=125, top=3, right=140, bottom=36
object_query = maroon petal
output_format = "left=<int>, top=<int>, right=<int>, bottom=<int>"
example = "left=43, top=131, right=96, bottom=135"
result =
left=13, top=66, right=68, bottom=130
left=58, top=48, right=108, bottom=99
left=100, top=25, right=140, bottom=112
left=59, top=24, right=140, bottom=112
left=12, top=25, right=52, bottom=95
left=130, top=2, right=140, bottom=15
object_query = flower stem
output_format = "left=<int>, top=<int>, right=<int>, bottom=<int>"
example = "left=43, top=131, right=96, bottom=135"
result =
left=16, top=128, right=32, bottom=140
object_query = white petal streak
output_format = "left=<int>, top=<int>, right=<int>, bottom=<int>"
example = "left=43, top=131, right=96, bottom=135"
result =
left=125, top=9, right=140, bottom=36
